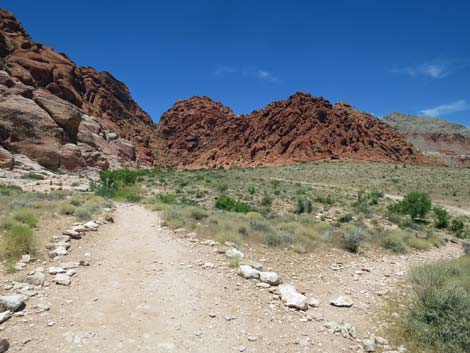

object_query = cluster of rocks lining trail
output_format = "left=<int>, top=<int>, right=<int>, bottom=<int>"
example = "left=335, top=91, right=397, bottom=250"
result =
left=0, top=204, right=464, bottom=353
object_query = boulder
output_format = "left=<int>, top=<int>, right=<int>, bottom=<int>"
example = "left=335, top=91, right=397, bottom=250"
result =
left=0, top=311, right=11, bottom=324
left=259, top=271, right=281, bottom=285
left=0, top=338, right=9, bottom=353
left=0, top=294, right=28, bottom=312
left=62, top=229, right=81, bottom=239
left=238, top=265, right=260, bottom=279
left=278, top=284, right=308, bottom=310
left=60, top=144, right=85, bottom=171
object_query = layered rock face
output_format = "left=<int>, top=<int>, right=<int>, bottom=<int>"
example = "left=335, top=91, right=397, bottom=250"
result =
left=383, top=113, right=470, bottom=167
left=0, top=9, right=157, bottom=171
left=159, top=93, right=436, bottom=169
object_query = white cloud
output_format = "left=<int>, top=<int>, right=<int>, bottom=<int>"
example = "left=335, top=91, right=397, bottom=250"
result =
left=392, top=63, right=450, bottom=79
left=420, top=99, right=469, bottom=117
left=214, top=65, right=280, bottom=83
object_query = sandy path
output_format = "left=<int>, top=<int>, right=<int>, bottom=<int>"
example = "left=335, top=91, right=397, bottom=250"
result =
left=1, top=204, right=463, bottom=353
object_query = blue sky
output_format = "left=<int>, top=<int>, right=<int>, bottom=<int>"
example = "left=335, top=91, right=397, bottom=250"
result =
left=3, top=0, right=470, bottom=126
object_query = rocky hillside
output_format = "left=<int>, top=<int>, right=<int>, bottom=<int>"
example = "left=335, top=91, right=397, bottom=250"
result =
left=383, top=113, right=470, bottom=167
left=159, top=93, right=436, bottom=169
left=0, top=8, right=159, bottom=171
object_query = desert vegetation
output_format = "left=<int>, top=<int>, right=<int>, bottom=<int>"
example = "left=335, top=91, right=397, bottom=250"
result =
left=93, top=162, right=469, bottom=255
left=0, top=183, right=111, bottom=270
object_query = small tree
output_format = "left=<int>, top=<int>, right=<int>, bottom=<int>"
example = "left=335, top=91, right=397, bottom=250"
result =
left=398, top=192, right=432, bottom=221
left=433, top=207, right=450, bottom=229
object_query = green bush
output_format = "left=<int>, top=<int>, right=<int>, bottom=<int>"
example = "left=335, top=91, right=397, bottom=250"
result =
left=450, top=218, right=465, bottom=235
left=21, top=172, right=45, bottom=180
left=215, top=195, right=253, bottom=213
left=396, top=192, right=432, bottom=221
left=433, top=207, right=450, bottom=229
left=158, top=193, right=177, bottom=204
left=381, top=231, right=408, bottom=253
left=12, top=208, right=38, bottom=227
left=0, top=225, right=37, bottom=261
left=0, top=217, right=19, bottom=231
left=261, top=193, right=273, bottom=207
left=404, top=257, right=470, bottom=353
left=191, top=208, right=208, bottom=220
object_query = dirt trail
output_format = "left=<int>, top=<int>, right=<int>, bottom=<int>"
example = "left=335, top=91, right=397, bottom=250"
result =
left=1, top=204, right=463, bottom=353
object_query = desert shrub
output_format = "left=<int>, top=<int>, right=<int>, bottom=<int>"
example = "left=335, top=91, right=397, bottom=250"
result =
left=450, top=218, right=465, bottom=236
left=191, top=208, right=208, bottom=220
left=158, top=193, right=177, bottom=204
left=403, top=256, right=470, bottom=353
left=338, top=213, right=353, bottom=223
left=21, top=172, right=45, bottom=180
left=215, top=195, right=253, bottom=213
left=261, top=193, right=273, bottom=207
left=433, top=207, right=450, bottom=229
left=70, top=196, right=83, bottom=206
left=405, top=236, right=431, bottom=251
left=396, top=192, right=432, bottom=221
left=11, top=208, right=38, bottom=227
left=248, top=186, right=256, bottom=195
left=59, top=203, right=76, bottom=215
left=340, top=226, right=366, bottom=253
left=217, top=183, right=228, bottom=193
left=95, top=168, right=151, bottom=198
left=0, top=225, right=37, bottom=261
left=381, top=230, right=408, bottom=253
left=0, top=184, right=22, bottom=196
left=73, top=207, right=92, bottom=221
left=295, top=198, right=313, bottom=214
left=0, top=217, right=19, bottom=231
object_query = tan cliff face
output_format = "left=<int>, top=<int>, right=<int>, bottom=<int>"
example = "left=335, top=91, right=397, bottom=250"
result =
left=0, top=8, right=438, bottom=172
left=158, top=92, right=438, bottom=169
left=0, top=8, right=159, bottom=171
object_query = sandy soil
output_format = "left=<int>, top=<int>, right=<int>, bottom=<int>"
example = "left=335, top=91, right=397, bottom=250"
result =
left=0, top=204, right=463, bottom=353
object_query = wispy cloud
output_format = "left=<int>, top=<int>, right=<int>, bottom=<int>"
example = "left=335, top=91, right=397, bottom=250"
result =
left=392, top=63, right=450, bottom=79
left=420, top=99, right=469, bottom=117
left=214, top=65, right=280, bottom=83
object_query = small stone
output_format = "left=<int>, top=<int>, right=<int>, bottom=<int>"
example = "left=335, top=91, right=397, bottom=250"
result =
left=53, top=274, right=71, bottom=286
left=209, top=313, right=216, bottom=318
left=48, top=267, right=65, bottom=275
left=307, top=297, right=321, bottom=307
left=63, top=229, right=81, bottom=239
left=259, top=271, right=281, bottom=285
left=363, top=338, right=376, bottom=352
left=26, top=271, right=45, bottom=286
left=0, top=339, right=9, bottom=353
left=256, top=282, right=271, bottom=288
left=247, top=336, right=258, bottom=342
left=0, top=311, right=12, bottom=324
left=239, top=346, right=247, bottom=352
left=330, top=295, right=353, bottom=308
left=202, top=262, right=215, bottom=269
left=225, top=248, right=244, bottom=260
left=47, top=320, right=55, bottom=327
left=20, top=254, right=32, bottom=263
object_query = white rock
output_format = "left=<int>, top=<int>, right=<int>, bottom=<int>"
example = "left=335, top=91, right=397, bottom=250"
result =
left=48, top=247, right=68, bottom=258
left=278, top=284, right=308, bottom=310
left=225, top=248, right=244, bottom=260
left=238, top=265, right=260, bottom=279
left=201, top=262, right=215, bottom=269
left=62, top=229, right=81, bottom=239
left=0, top=294, right=28, bottom=312
left=83, top=221, right=99, bottom=230
left=26, top=271, right=45, bottom=286
left=53, top=274, right=71, bottom=286
left=50, top=235, right=70, bottom=243
left=20, top=254, right=32, bottom=263
left=256, top=282, right=271, bottom=288
left=330, top=295, right=353, bottom=308
left=363, top=338, right=376, bottom=352
left=307, top=297, right=321, bottom=307
left=48, top=267, right=65, bottom=275
left=259, top=271, right=281, bottom=285
left=66, top=269, right=77, bottom=277
left=60, top=262, right=79, bottom=270
left=0, top=311, right=11, bottom=324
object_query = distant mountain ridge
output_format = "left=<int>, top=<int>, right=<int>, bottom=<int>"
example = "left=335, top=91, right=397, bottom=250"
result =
left=383, top=113, right=470, bottom=167
left=383, top=113, right=470, bottom=136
